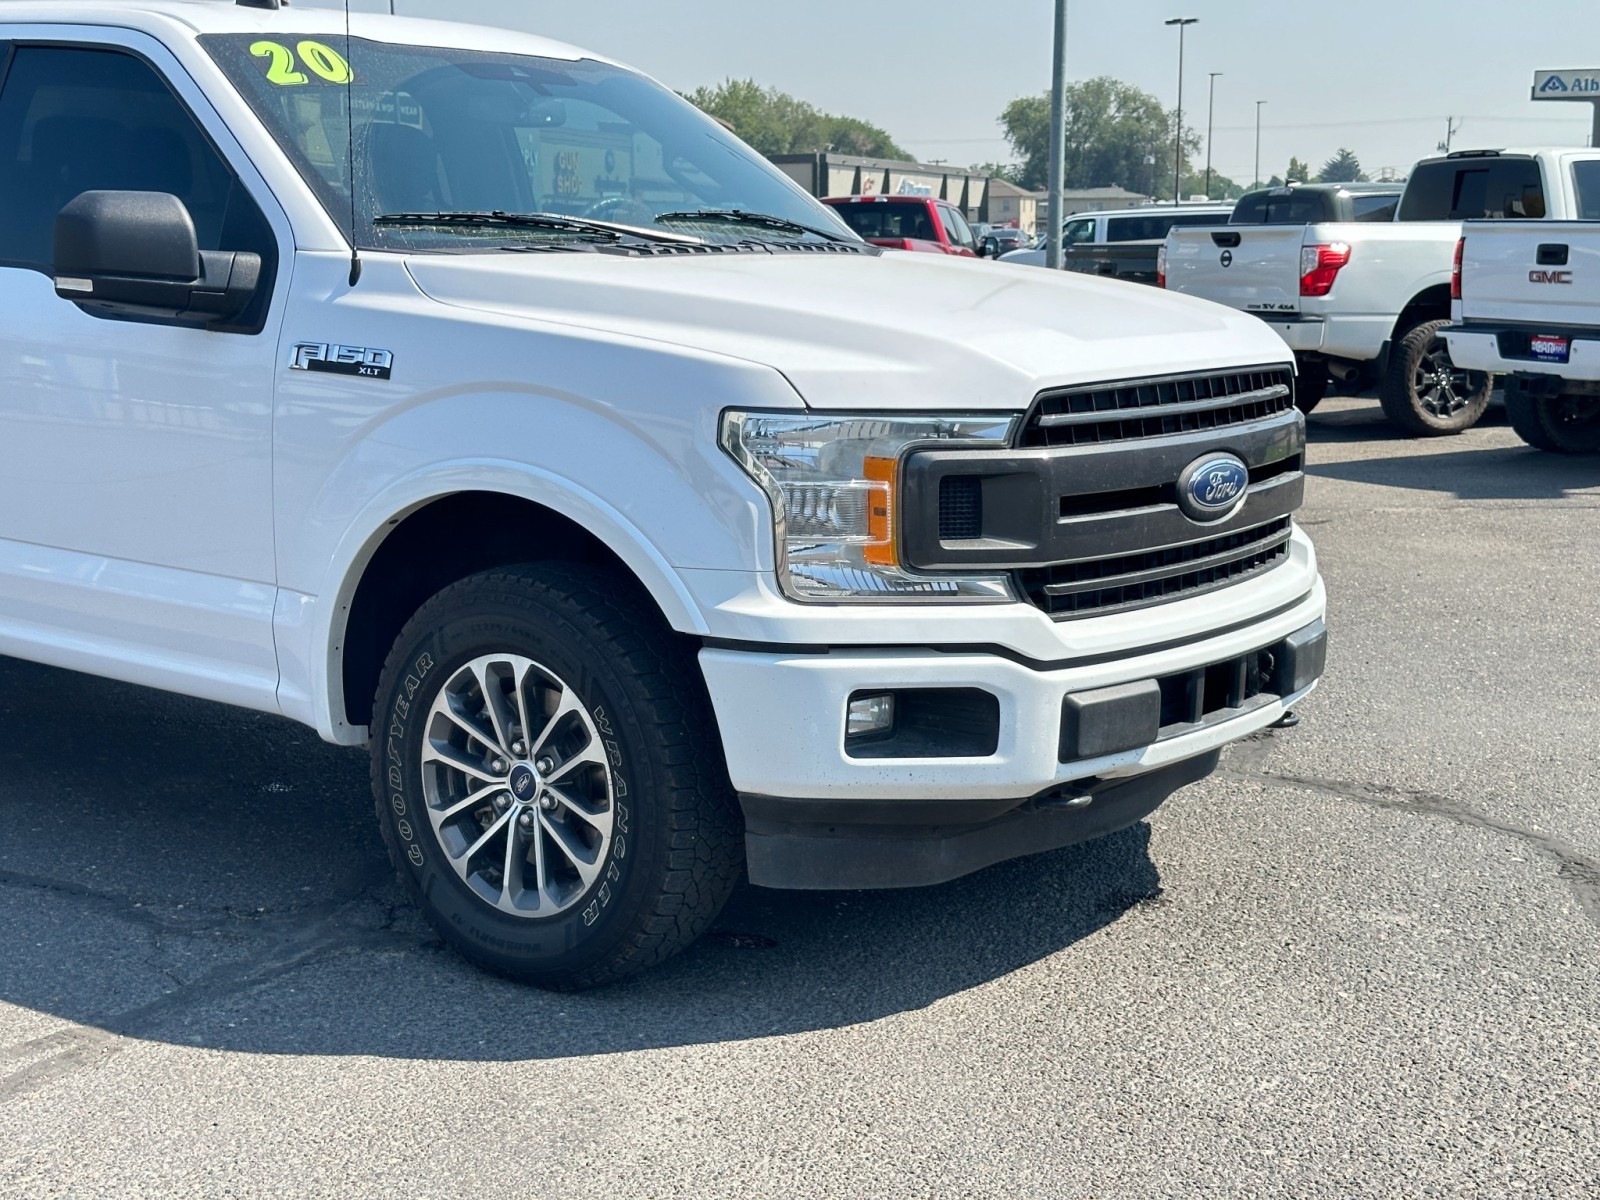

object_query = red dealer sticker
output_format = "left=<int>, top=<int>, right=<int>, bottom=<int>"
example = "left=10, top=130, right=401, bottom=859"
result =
left=1531, top=335, right=1571, bottom=364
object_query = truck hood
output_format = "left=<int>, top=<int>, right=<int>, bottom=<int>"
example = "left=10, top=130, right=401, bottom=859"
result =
left=405, top=249, right=1292, bottom=411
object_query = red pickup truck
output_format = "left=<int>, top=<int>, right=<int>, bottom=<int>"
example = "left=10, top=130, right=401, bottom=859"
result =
left=822, top=195, right=981, bottom=256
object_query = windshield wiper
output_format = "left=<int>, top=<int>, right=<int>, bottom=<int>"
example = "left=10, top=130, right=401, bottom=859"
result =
left=654, top=209, right=851, bottom=243
left=374, top=211, right=704, bottom=245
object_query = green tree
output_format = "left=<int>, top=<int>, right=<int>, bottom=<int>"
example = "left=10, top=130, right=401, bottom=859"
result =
left=971, top=161, right=1024, bottom=184
left=683, top=79, right=908, bottom=159
left=1318, top=147, right=1369, bottom=183
left=1286, top=156, right=1312, bottom=184
left=999, top=77, right=1200, bottom=199
left=1183, top=169, right=1245, bottom=201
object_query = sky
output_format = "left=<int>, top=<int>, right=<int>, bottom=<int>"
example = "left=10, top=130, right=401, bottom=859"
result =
left=305, top=0, right=1600, bottom=185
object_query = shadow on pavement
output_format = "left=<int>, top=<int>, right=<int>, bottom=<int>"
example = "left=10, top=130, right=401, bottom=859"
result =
left=0, top=656, right=1162, bottom=1066
left=1308, top=442, right=1600, bottom=501
left=1305, top=398, right=1509, bottom=446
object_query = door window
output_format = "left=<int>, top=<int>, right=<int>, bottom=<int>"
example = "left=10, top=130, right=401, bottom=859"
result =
left=940, top=205, right=976, bottom=250
left=0, top=45, right=276, bottom=289
left=1061, top=218, right=1095, bottom=246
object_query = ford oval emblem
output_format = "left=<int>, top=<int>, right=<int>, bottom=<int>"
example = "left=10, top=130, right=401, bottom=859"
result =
left=1177, top=454, right=1250, bottom=522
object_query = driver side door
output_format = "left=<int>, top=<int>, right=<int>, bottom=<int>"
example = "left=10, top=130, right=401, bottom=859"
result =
left=0, top=36, right=289, bottom=710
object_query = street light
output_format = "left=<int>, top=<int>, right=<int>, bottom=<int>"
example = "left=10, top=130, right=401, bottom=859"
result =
left=1205, top=72, right=1221, bottom=199
left=1255, top=99, right=1267, bottom=188
left=1045, top=0, right=1069, bottom=269
left=1165, top=18, right=1198, bottom=205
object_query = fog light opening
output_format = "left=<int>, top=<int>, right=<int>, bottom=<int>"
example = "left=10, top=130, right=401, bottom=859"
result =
left=846, top=693, right=896, bottom=739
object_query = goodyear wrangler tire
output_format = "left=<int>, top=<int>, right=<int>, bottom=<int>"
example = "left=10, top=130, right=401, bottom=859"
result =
left=371, top=564, right=743, bottom=990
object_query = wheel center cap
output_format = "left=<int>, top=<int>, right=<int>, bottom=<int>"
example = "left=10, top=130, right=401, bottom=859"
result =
left=508, top=763, right=539, bottom=804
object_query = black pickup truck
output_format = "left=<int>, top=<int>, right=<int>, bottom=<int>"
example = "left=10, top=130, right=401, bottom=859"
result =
left=1229, top=182, right=1404, bottom=225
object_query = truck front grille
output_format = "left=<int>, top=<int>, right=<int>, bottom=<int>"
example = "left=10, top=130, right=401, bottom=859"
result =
left=1020, top=518, right=1293, bottom=618
left=1021, top=367, right=1297, bottom=449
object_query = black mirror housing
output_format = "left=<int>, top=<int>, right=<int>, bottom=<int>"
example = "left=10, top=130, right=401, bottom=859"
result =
left=54, top=191, right=261, bottom=326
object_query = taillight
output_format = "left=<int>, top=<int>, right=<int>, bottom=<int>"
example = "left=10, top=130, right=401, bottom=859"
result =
left=1451, top=237, right=1465, bottom=300
left=1156, top=243, right=1168, bottom=289
left=1299, top=242, right=1352, bottom=297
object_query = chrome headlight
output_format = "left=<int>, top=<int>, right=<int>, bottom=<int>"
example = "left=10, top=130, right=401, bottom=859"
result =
left=720, top=411, right=1018, bottom=603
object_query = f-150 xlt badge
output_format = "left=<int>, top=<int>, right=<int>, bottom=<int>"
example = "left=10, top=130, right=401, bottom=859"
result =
left=290, top=343, right=394, bottom=380
left=1177, top=454, right=1250, bottom=523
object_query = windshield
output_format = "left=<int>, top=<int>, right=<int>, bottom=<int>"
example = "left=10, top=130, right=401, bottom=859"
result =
left=201, top=35, right=855, bottom=251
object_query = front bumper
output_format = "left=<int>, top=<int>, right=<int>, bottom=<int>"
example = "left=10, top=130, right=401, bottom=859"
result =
left=699, top=576, right=1326, bottom=888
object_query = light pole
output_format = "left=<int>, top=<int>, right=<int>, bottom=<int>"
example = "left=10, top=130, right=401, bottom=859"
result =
left=1204, top=72, right=1221, bottom=198
left=1165, top=18, right=1197, bottom=204
left=1045, top=0, right=1069, bottom=269
left=1254, top=99, right=1266, bottom=187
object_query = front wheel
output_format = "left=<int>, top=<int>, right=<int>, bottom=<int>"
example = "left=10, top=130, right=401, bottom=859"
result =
left=1504, top=380, right=1600, bottom=453
left=370, top=564, right=743, bottom=989
left=1379, top=318, right=1492, bottom=436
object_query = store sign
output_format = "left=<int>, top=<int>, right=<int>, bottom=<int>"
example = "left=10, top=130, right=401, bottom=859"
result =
left=1533, top=70, right=1600, bottom=100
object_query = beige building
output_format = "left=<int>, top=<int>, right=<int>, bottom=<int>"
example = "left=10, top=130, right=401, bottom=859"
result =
left=986, top=179, right=1038, bottom=233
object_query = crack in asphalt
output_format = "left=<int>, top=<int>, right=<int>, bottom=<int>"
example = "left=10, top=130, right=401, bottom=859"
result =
left=1224, top=739, right=1600, bottom=928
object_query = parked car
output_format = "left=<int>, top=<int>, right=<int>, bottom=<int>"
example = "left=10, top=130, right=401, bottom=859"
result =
left=980, top=227, right=1032, bottom=258
left=1230, top=182, right=1404, bottom=226
left=1161, top=149, right=1600, bottom=431
left=1001, top=204, right=1235, bottom=287
left=822, top=195, right=980, bottom=256
left=0, top=0, right=1326, bottom=989
left=1445, top=179, right=1600, bottom=451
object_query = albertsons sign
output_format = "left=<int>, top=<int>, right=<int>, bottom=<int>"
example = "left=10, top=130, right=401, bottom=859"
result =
left=1533, top=70, right=1600, bottom=100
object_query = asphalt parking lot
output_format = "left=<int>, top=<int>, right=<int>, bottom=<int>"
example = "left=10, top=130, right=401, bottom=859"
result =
left=2, top=395, right=1598, bottom=1198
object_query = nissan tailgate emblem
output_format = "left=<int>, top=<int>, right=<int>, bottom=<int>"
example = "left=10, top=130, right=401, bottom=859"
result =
left=1220, top=250, right=1234, bottom=268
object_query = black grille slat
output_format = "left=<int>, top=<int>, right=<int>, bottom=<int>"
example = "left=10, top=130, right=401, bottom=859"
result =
left=1022, top=367, right=1297, bottom=449
left=1020, top=518, right=1293, bottom=618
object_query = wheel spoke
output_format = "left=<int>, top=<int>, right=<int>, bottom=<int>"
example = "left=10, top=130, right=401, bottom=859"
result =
left=540, top=810, right=603, bottom=886
left=471, top=661, right=518, bottom=755
left=500, top=820, right=527, bottom=907
left=423, top=742, right=503, bottom=784
left=459, top=809, right=513, bottom=865
left=546, top=783, right=604, bottom=828
left=545, top=737, right=609, bottom=784
left=528, top=689, right=584, bottom=759
left=437, top=702, right=500, bottom=756
left=434, top=782, right=504, bottom=822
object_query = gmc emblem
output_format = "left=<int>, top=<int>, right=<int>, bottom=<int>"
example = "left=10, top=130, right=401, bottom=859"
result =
left=1529, top=270, right=1574, bottom=285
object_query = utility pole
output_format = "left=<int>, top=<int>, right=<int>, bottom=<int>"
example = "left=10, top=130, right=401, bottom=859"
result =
left=1254, top=99, right=1266, bottom=187
left=1205, top=72, right=1221, bottom=198
left=1045, top=0, right=1069, bottom=269
left=1165, top=18, right=1198, bottom=204
left=1437, top=116, right=1461, bottom=154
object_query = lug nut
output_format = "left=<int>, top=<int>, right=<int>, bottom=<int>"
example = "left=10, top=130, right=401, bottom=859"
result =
left=493, top=794, right=510, bottom=812
left=540, top=792, right=558, bottom=811
left=511, top=740, right=527, bottom=757
left=517, top=811, right=535, bottom=830
left=490, top=757, right=508, bottom=774
left=535, top=756, right=555, bottom=775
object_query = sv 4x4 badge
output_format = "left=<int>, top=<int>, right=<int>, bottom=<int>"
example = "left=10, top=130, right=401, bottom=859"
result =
left=291, top=342, right=395, bottom=380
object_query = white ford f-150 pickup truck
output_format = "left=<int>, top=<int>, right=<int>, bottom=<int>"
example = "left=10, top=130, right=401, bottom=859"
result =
left=0, top=0, right=1327, bottom=988
left=1445, top=202, right=1600, bottom=452
left=1161, top=149, right=1600, bottom=436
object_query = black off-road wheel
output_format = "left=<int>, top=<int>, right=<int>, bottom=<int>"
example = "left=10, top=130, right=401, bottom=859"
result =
left=1379, top=318, right=1492, bottom=436
left=370, top=564, right=743, bottom=990
left=1503, top=379, right=1600, bottom=454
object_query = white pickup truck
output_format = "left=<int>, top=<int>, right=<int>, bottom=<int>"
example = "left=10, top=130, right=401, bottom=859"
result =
left=1446, top=203, right=1600, bottom=452
left=1161, top=149, right=1600, bottom=435
left=0, top=0, right=1327, bottom=988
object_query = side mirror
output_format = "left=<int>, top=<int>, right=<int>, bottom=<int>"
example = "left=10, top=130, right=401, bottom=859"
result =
left=54, top=191, right=260, bottom=325
left=980, top=237, right=998, bottom=259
